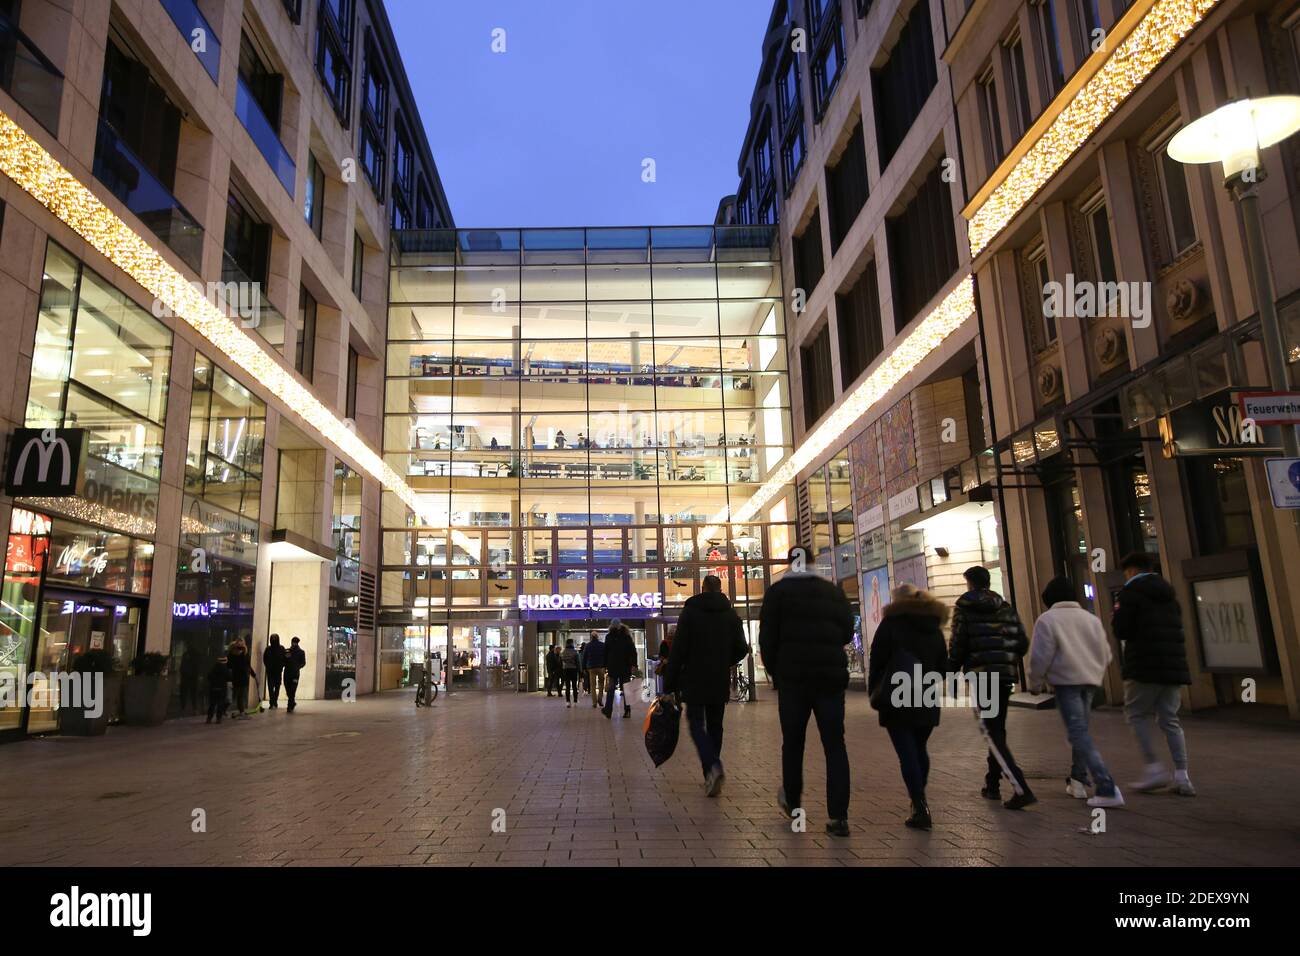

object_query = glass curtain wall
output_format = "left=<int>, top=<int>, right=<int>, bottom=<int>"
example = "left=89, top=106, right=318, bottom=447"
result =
left=381, top=226, right=795, bottom=651
left=170, top=354, right=266, bottom=714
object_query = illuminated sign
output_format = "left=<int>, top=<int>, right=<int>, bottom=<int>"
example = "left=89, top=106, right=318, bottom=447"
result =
left=517, top=592, right=663, bottom=612
left=55, top=540, right=109, bottom=577
left=173, top=599, right=221, bottom=618
left=59, top=600, right=122, bottom=616
left=4, top=428, right=87, bottom=497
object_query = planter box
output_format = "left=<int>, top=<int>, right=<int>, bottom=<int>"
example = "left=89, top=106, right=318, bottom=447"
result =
left=124, top=674, right=171, bottom=726
left=58, top=702, right=110, bottom=736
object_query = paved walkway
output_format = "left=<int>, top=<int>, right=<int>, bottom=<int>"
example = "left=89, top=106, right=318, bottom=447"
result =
left=2, top=688, right=1298, bottom=866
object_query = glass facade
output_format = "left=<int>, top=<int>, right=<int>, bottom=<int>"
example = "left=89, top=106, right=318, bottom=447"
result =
left=381, top=226, right=795, bottom=684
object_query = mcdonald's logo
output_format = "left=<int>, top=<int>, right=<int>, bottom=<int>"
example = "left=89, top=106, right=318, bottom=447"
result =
left=5, top=428, right=88, bottom=497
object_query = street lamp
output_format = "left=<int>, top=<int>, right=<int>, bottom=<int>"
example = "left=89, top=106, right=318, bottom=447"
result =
left=1168, top=95, right=1300, bottom=463
left=732, top=531, right=760, bottom=702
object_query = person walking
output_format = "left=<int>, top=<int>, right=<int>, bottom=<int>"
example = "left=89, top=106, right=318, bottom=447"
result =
left=949, top=565, right=1036, bottom=809
left=758, top=546, right=855, bottom=837
left=560, top=638, right=581, bottom=707
left=602, top=619, right=637, bottom=719
left=284, top=637, right=306, bottom=712
left=1113, top=552, right=1195, bottom=796
left=206, top=654, right=231, bottom=724
left=582, top=630, right=608, bottom=708
left=662, top=575, right=750, bottom=796
left=1028, top=577, right=1124, bottom=808
left=227, top=638, right=254, bottom=718
left=263, top=633, right=287, bottom=709
left=867, top=584, right=950, bottom=830
left=544, top=643, right=562, bottom=697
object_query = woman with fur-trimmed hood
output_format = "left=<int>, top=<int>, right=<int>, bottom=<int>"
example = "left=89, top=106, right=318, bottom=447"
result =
left=867, top=584, right=950, bottom=831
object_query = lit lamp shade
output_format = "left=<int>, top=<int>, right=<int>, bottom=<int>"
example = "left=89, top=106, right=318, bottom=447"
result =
left=1167, top=96, right=1300, bottom=180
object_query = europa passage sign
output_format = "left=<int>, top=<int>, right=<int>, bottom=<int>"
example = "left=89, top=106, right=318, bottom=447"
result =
left=517, top=592, right=663, bottom=612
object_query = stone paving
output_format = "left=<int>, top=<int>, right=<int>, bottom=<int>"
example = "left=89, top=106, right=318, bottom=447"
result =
left=1, top=686, right=1298, bottom=867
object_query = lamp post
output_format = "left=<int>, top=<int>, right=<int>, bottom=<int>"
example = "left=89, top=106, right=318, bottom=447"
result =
left=1168, top=96, right=1300, bottom=463
left=733, top=532, right=760, bottom=702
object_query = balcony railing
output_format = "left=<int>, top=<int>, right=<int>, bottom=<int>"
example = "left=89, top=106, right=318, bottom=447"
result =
left=236, top=75, right=295, bottom=196
left=220, top=250, right=286, bottom=353
left=0, top=12, right=63, bottom=134
left=159, top=0, right=221, bottom=83
left=93, top=119, right=204, bottom=274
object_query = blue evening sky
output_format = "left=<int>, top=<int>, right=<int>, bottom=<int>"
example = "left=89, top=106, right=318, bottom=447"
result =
left=386, top=0, right=770, bottom=228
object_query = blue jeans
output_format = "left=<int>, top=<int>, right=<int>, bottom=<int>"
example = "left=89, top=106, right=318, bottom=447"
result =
left=687, top=700, right=726, bottom=775
left=886, top=726, right=933, bottom=801
left=1124, top=681, right=1188, bottom=770
left=1054, top=685, right=1116, bottom=796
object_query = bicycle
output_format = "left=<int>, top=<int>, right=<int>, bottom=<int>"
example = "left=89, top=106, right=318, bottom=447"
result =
left=730, top=666, right=753, bottom=703
left=414, top=667, right=440, bottom=707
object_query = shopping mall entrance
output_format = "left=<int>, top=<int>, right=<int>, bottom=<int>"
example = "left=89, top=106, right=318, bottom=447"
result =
left=527, top=617, right=665, bottom=694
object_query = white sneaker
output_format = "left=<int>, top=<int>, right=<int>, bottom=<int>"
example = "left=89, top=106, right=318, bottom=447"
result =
left=1065, top=778, right=1089, bottom=799
left=1087, top=787, right=1125, bottom=808
left=1174, top=771, right=1196, bottom=796
left=1130, top=763, right=1171, bottom=792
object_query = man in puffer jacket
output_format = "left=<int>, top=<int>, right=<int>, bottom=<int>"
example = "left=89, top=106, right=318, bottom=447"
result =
left=949, top=565, right=1035, bottom=809
left=759, top=546, right=854, bottom=837
left=1113, top=551, right=1195, bottom=796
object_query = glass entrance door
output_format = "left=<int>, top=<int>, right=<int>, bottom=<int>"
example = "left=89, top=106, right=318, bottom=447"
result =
left=30, top=594, right=142, bottom=732
left=450, top=623, right=518, bottom=688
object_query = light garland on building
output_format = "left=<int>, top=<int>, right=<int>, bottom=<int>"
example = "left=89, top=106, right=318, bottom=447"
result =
left=966, top=0, right=1222, bottom=257
left=0, top=109, right=436, bottom=526
left=698, top=276, right=976, bottom=547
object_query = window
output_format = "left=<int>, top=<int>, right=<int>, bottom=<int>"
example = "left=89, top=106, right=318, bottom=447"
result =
left=352, top=232, right=365, bottom=298
left=99, top=37, right=182, bottom=192
left=801, top=325, right=835, bottom=428
left=359, top=121, right=385, bottom=196
left=807, top=0, right=836, bottom=36
left=1033, top=0, right=1065, bottom=97
left=792, top=210, right=825, bottom=297
left=1028, top=240, right=1057, bottom=345
left=346, top=345, right=360, bottom=419
left=872, top=0, right=938, bottom=168
left=224, top=189, right=270, bottom=284
left=836, top=262, right=883, bottom=388
left=304, top=151, right=325, bottom=238
left=777, top=55, right=801, bottom=128
left=811, top=15, right=845, bottom=118
left=282, top=0, right=302, bottom=24
left=416, top=178, right=435, bottom=229
left=826, top=121, right=868, bottom=252
left=977, top=65, right=1006, bottom=170
left=1152, top=129, right=1198, bottom=258
left=363, top=36, right=388, bottom=125
left=391, top=197, right=410, bottom=231
left=1083, top=192, right=1117, bottom=286
left=359, top=39, right=388, bottom=198
left=736, top=175, right=754, bottom=225
left=886, top=161, right=959, bottom=331
left=781, top=118, right=806, bottom=188
left=296, top=286, right=316, bottom=380
left=1077, top=0, right=1102, bottom=59
left=393, top=121, right=413, bottom=197
left=754, top=124, right=774, bottom=192
left=758, top=194, right=777, bottom=225
left=315, top=0, right=353, bottom=125
left=1003, top=31, right=1034, bottom=137
left=238, top=32, right=282, bottom=132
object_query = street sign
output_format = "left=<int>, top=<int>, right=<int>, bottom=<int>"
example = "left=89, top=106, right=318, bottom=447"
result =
left=1240, top=392, right=1300, bottom=426
left=1264, top=458, right=1300, bottom=509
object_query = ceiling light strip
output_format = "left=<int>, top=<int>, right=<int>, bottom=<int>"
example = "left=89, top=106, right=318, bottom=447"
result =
left=0, top=109, right=433, bottom=525
left=699, top=276, right=975, bottom=546
left=965, top=0, right=1221, bottom=257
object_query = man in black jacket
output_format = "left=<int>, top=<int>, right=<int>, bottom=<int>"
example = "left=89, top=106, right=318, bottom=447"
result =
left=1113, top=551, right=1195, bottom=796
left=663, top=575, right=750, bottom=796
left=263, top=633, right=287, bottom=709
left=602, top=620, right=637, bottom=719
left=284, top=637, right=307, bottom=712
left=759, top=547, right=854, bottom=837
left=949, top=565, right=1036, bottom=809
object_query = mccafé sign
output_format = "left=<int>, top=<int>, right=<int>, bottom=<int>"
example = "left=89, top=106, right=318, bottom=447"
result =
left=518, top=591, right=664, bottom=612
left=5, top=428, right=87, bottom=497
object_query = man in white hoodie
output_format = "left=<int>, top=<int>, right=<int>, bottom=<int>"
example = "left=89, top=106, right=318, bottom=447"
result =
left=1028, top=577, right=1124, bottom=808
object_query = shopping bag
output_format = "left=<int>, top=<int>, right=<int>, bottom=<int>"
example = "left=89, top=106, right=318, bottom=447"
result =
left=643, top=694, right=682, bottom=768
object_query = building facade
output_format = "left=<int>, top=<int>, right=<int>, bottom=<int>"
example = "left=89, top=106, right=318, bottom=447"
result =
left=380, top=225, right=795, bottom=690
left=0, top=0, right=451, bottom=738
left=734, top=0, right=1300, bottom=717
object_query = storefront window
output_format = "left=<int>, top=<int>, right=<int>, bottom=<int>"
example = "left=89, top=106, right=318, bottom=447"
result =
left=0, top=510, right=51, bottom=733
left=1184, top=456, right=1256, bottom=554
left=170, top=354, right=265, bottom=714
